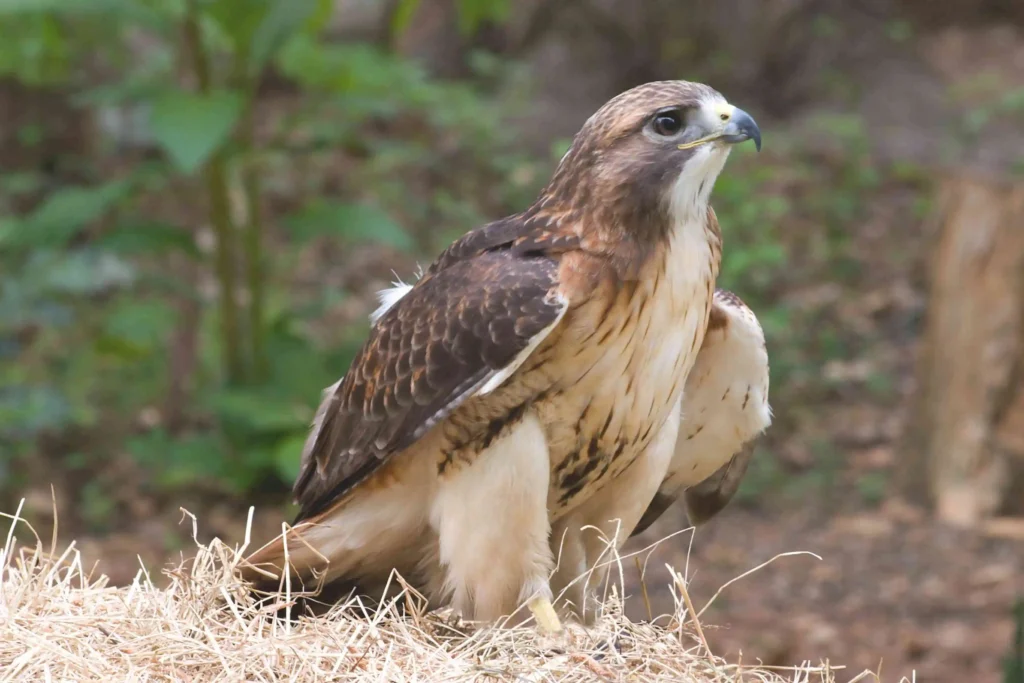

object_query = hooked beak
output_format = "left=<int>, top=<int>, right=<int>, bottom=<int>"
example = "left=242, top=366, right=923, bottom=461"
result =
left=678, top=102, right=763, bottom=153
left=720, top=106, right=762, bottom=152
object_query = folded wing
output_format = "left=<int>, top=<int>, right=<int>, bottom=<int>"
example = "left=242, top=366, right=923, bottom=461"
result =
left=292, top=251, right=569, bottom=522
left=631, top=289, right=771, bottom=536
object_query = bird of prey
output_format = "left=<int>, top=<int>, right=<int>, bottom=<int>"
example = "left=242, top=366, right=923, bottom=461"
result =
left=310, top=284, right=773, bottom=625
left=239, top=80, right=762, bottom=633
left=548, top=287, right=771, bottom=622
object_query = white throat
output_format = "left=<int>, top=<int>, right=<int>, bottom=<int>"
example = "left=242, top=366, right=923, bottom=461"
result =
left=667, top=144, right=730, bottom=227
left=659, top=143, right=726, bottom=309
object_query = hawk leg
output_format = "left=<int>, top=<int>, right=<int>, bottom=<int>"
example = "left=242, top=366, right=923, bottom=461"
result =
left=431, top=412, right=561, bottom=631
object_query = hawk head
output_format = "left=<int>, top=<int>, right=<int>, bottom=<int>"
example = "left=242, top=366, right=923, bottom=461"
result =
left=540, top=80, right=761, bottom=245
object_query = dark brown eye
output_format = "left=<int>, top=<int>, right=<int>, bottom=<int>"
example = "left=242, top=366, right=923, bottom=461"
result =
left=652, top=110, right=683, bottom=137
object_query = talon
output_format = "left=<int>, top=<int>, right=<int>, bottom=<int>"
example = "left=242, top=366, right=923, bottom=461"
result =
left=527, top=596, right=563, bottom=633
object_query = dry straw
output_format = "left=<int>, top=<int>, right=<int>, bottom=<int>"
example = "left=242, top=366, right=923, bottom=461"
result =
left=0, top=499, right=860, bottom=682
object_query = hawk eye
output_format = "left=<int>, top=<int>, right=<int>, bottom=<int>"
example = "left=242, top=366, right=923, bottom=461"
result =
left=651, top=110, right=683, bottom=137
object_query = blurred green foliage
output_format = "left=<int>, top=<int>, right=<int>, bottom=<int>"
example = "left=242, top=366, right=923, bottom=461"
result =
left=0, top=0, right=542, bottom=512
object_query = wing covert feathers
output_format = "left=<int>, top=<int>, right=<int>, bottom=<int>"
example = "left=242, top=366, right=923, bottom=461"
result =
left=292, top=251, right=568, bottom=522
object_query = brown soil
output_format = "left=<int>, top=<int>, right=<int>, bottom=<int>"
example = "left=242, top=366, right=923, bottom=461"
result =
left=627, top=502, right=1023, bottom=683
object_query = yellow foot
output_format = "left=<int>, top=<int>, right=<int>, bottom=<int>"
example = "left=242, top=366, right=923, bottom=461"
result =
left=527, top=596, right=563, bottom=633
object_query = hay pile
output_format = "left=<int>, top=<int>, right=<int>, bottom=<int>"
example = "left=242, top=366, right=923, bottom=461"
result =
left=0, top=505, right=844, bottom=682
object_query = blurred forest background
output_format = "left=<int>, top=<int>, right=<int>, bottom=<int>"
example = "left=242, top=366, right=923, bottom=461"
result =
left=1, top=0, right=1023, bottom=680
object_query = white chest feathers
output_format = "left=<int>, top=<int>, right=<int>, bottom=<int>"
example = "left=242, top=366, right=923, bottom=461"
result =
left=542, top=213, right=720, bottom=463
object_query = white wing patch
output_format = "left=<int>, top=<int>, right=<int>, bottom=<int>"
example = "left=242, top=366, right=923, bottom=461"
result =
left=369, top=265, right=426, bottom=324
left=370, top=280, right=415, bottom=324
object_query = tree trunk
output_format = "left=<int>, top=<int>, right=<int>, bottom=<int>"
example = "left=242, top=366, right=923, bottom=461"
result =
left=900, top=174, right=1024, bottom=526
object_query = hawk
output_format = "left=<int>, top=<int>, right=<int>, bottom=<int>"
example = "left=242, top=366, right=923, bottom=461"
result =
left=297, top=284, right=773, bottom=625
left=240, top=80, right=762, bottom=633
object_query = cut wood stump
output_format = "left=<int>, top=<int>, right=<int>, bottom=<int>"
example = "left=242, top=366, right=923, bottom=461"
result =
left=900, top=174, right=1024, bottom=527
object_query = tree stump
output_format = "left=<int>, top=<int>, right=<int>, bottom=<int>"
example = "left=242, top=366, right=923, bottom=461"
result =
left=900, top=174, right=1024, bottom=526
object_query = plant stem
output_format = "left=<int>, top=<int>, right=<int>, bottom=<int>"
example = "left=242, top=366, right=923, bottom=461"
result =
left=207, top=154, right=246, bottom=384
left=239, top=105, right=267, bottom=382
left=183, top=0, right=245, bottom=385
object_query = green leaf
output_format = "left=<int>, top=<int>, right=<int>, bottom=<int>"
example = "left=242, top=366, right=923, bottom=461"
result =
left=273, top=433, right=307, bottom=483
left=0, top=217, right=17, bottom=247
left=0, top=0, right=166, bottom=28
left=100, top=299, right=177, bottom=355
left=455, top=0, right=511, bottom=35
left=390, top=0, right=422, bottom=40
left=149, top=89, right=244, bottom=174
left=302, top=0, right=335, bottom=34
left=206, top=388, right=311, bottom=435
left=284, top=200, right=413, bottom=250
left=204, top=0, right=266, bottom=50
left=249, top=0, right=321, bottom=74
left=7, top=180, right=132, bottom=248
left=260, top=326, right=341, bottom=398
left=95, top=221, right=200, bottom=258
left=274, top=37, right=424, bottom=98
left=127, top=430, right=228, bottom=490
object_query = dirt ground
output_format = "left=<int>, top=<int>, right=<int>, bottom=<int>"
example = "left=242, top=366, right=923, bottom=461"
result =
left=628, top=502, right=1023, bottom=683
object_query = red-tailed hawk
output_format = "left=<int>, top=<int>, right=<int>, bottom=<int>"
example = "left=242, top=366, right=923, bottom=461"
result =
left=240, top=80, right=762, bottom=633
left=298, top=284, right=773, bottom=625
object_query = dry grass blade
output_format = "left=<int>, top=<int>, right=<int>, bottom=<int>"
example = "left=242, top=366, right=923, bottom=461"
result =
left=0, top=506, right=841, bottom=682
left=669, top=565, right=710, bottom=657
left=696, top=551, right=823, bottom=620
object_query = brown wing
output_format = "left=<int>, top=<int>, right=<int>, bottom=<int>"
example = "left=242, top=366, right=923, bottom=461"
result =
left=425, top=214, right=580, bottom=277
left=292, top=251, right=568, bottom=522
left=681, top=442, right=756, bottom=525
left=630, top=443, right=757, bottom=537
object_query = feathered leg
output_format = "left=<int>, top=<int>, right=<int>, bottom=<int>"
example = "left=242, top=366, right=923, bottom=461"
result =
left=431, top=412, right=561, bottom=632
